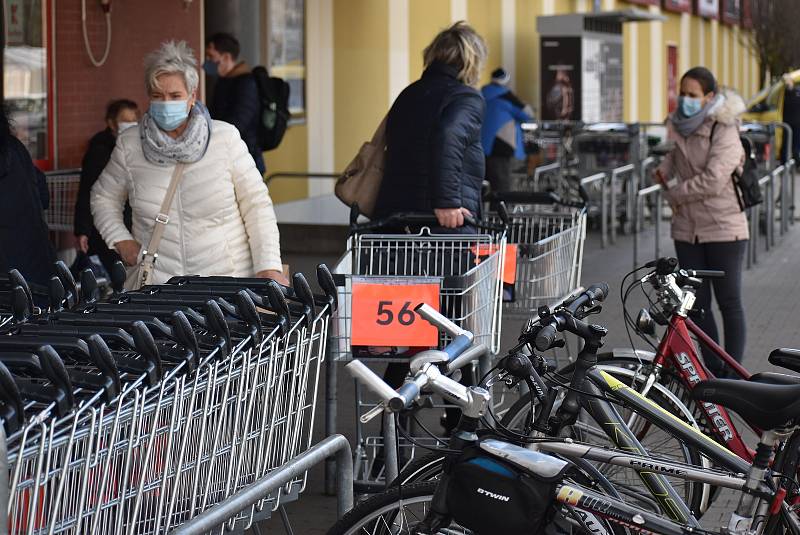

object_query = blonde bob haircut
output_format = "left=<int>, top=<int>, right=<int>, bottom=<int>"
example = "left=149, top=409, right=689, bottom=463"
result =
left=423, top=22, right=487, bottom=87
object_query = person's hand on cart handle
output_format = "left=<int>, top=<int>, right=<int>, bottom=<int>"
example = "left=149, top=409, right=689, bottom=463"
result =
left=434, top=207, right=472, bottom=229
left=256, top=269, right=290, bottom=286
left=115, top=239, right=141, bottom=266
left=76, top=235, right=89, bottom=254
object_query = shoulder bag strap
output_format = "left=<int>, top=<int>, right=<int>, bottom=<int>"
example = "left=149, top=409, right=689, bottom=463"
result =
left=143, top=163, right=187, bottom=259
left=371, top=115, right=388, bottom=147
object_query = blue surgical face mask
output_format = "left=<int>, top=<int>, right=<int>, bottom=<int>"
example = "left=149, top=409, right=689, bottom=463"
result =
left=149, top=100, right=190, bottom=131
left=679, top=96, right=703, bottom=117
left=203, top=59, right=218, bottom=76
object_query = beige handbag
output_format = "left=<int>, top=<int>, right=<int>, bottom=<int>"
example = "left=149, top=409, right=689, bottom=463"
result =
left=124, top=163, right=187, bottom=290
left=334, top=115, right=387, bottom=217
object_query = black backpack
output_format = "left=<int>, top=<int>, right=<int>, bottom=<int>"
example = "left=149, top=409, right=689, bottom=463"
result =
left=252, top=66, right=290, bottom=151
left=710, top=122, right=763, bottom=211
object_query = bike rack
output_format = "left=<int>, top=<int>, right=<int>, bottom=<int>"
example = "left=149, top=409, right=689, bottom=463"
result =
left=609, top=163, right=636, bottom=244
left=532, top=161, right=561, bottom=190
left=580, top=172, right=608, bottom=247
left=632, top=183, right=663, bottom=270
left=169, top=434, right=354, bottom=534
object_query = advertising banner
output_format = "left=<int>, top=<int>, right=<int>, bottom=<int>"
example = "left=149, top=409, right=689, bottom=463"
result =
left=541, top=37, right=582, bottom=121
left=667, top=45, right=679, bottom=114
left=721, top=0, right=742, bottom=25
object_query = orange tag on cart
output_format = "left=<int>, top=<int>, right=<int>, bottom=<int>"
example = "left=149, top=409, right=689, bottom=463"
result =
left=471, top=244, right=518, bottom=285
left=351, top=277, right=440, bottom=347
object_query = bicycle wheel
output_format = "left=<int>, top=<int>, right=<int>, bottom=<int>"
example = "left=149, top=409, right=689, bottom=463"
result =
left=501, top=360, right=706, bottom=516
left=327, top=482, right=465, bottom=535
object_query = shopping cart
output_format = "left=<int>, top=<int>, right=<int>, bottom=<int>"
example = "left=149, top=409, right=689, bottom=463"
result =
left=487, top=190, right=587, bottom=317
left=327, top=210, right=507, bottom=489
left=43, top=170, right=81, bottom=232
left=1, top=262, right=337, bottom=534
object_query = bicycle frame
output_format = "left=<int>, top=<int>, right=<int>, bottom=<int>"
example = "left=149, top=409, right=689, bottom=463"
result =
left=551, top=367, right=796, bottom=535
left=653, top=314, right=757, bottom=460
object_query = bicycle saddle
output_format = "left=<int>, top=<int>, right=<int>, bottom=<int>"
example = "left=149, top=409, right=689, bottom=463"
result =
left=692, top=379, right=800, bottom=430
left=768, top=348, right=800, bottom=374
left=749, top=372, right=800, bottom=386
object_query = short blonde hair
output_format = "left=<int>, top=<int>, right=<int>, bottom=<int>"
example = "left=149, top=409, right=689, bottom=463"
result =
left=144, top=40, right=199, bottom=95
left=423, top=22, right=487, bottom=87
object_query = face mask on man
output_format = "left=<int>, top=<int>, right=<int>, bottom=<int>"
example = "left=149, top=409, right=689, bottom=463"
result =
left=679, top=96, right=703, bottom=117
left=149, top=100, right=190, bottom=131
left=117, top=121, right=138, bottom=133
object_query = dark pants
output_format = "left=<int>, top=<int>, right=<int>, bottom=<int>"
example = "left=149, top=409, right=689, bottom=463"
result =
left=674, top=239, right=748, bottom=378
left=485, top=156, right=513, bottom=194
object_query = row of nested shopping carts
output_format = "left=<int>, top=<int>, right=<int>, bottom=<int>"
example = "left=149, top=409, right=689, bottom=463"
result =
left=0, top=261, right=337, bottom=534
left=327, top=192, right=587, bottom=488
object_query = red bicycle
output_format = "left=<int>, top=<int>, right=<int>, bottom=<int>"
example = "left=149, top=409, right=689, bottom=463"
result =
left=499, top=256, right=800, bottom=514
left=567, top=257, right=800, bottom=461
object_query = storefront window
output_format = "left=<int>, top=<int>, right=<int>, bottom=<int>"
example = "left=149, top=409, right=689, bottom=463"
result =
left=4, top=0, right=49, bottom=163
left=267, top=0, right=305, bottom=116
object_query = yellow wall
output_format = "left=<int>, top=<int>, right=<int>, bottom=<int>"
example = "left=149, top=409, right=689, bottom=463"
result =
left=263, top=124, right=309, bottom=204
left=467, top=0, right=503, bottom=86
left=515, top=0, right=543, bottom=108
left=409, top=0, right=451, bottom=81
left=333, top=0, right=389, bottom=172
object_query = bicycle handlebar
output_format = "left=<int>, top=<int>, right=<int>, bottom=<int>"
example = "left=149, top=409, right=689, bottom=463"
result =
left=347, top=306, right=478, bottom=417
left=534, top=283, right=609, bottom=351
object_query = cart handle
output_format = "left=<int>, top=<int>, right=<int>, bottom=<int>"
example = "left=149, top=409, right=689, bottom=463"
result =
left=348, top=203, right=508, bottom=235
left=488, top=189, right=587, bottom=209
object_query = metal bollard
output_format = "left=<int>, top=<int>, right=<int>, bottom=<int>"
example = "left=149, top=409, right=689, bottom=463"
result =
left=324, top=349, right=338, bottom=495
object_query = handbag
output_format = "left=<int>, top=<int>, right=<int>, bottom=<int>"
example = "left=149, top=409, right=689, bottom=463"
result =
left=710, top=122, right=763, bottom=211
left=124, top=163, right=187, bottom=290
left=334, top=115, right=387, bottom=217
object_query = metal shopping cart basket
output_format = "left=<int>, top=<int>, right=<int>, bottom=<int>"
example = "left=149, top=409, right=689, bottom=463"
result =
left=43, top=170, right=81, bottom=232
left=327, top=211, right=506, bottom=489
left=487, top=191, right=587, bottom=317
left=1, top=265, right=337, bottom=534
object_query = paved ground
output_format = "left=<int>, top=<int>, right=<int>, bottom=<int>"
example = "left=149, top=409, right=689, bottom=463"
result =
left=254, top=216, right=800, bottom=534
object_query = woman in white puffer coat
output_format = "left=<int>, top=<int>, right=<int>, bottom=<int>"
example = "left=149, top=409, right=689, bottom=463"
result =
left=92, top=40, right=287, bottom=287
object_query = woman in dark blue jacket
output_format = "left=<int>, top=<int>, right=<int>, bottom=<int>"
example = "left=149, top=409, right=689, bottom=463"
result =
left=374, top=22, right=487, bottom=230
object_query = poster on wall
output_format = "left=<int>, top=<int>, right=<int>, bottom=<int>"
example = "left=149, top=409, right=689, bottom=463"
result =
left=721, top=0, right=742, bottom=25
left=6, top=0, right=25, bottom=45
left=540, top=37, right=582, bottom=121
left=663, top=0, right=692, bottom=13
left=589, top=40, right=623, bottom=122
left=695, top=0, right=720, bottom=18
left=601, top=41, right=623, bottom=122
left=667, top=46, right=679, bottom=114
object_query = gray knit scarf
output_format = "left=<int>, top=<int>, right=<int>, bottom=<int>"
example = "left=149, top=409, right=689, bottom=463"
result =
left=140, top=101, right=212, bottom=166
left=671, top=94, right=724, bottom=138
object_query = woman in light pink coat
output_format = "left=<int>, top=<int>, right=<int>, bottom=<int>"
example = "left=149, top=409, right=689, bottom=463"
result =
left=655, top=66, right=747, bottom=377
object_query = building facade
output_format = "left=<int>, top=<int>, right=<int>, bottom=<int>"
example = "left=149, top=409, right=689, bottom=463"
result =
left=3, top=0, right=760, bottom=205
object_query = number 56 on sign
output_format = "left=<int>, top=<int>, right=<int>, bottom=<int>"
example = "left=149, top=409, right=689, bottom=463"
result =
left=351, top=277, right=440, bottom=347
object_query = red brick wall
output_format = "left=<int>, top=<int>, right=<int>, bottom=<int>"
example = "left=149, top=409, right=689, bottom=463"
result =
left=54, top=0, right=202, bottom=169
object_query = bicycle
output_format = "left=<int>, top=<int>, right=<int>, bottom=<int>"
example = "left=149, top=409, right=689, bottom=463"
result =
left=328, top=293, right=800, bottom=535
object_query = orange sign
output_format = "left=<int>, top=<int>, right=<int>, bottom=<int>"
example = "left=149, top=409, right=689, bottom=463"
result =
left=351, top=277, right=440, bottom=347
left=472, top=244, right=518, bottom=285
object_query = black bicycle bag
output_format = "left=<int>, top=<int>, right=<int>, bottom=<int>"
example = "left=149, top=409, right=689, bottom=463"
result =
left=445, top=442, right=565, bottom=534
